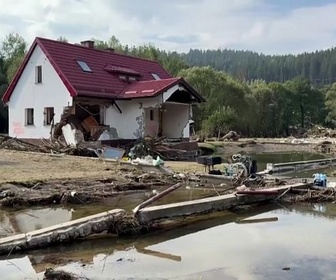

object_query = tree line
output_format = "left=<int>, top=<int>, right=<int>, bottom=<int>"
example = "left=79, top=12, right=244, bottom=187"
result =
left=1, top=33, right=336, bottom=138
left=182, top=48, right=336, bottom=86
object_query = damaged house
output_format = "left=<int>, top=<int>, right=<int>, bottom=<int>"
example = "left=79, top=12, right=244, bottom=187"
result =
left=1, top=37, right=204, bottom=147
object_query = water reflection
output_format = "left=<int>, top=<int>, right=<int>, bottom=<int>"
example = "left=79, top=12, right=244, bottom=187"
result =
left=1, top=203, right=336, bottom=279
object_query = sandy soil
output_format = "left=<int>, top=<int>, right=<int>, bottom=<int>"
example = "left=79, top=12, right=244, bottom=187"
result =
left=0, top=139, right=324, bottom=183
left=0, top=150, right=127, bottom=183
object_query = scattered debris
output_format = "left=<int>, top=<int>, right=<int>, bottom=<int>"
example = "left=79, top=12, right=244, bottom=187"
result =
left=221, top=130, right=240, bottom=141
left=43, top=268, right=90, bottom=280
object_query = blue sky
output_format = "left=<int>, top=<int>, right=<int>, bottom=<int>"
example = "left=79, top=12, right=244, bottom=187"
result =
left=0, top=0, right=336, bottom=54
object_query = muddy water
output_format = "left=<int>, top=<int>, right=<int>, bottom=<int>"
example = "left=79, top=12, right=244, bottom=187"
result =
left=2, top=203, right=336, bottom=279
left=0, top=188, right=217, bottom=236
left=250, top=152, right=325, bottom=171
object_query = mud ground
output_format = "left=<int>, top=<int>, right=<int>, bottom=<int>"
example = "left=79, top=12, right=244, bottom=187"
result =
left=0, top=139, right=323, bottom=183
left=0, top=139, right=324, bottom=209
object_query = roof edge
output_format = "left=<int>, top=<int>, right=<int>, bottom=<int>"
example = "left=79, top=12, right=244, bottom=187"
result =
left=2, top=37, right=77, bottom=104
left=2, top=40, right=38, bottom=103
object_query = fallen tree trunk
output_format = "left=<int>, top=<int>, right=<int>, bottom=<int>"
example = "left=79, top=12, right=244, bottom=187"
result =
left=0, top=209, right=126, bottom=256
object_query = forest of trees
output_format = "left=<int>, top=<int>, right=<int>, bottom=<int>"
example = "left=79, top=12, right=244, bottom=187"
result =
left=1, top=33, right=336, bottom=138
left=183, top=48, right=336, bottom=86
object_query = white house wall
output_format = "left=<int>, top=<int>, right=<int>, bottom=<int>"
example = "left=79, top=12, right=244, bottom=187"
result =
left=7, top=45, right=72, bottom=139
left=105, top=97, right=161, bottom=139
left=162, top=103, right=190, bottom=138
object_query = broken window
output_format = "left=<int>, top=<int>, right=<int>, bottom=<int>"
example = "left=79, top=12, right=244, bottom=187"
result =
left=25, top=108, right=34, bottom=125
left=44, top=107, right=55, bottom=125
left=77, top=60, right=92, bottom=72
left=35, top=65, right=42, bottom=83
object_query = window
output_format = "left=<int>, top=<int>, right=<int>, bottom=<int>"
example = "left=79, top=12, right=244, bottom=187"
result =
left=150, top=109, right=154, bottom=121
left=151, top=73, right=161, bottom=80
left=44, top=107, right=54, bottom=125
left=128, top=76, right=138, bottom=82
left=119, top=75, right=139, bottom=82
left=25, top=108, right=34, bottom=125
left=35, top=66, right=42, bottom=83
left=77, top=60, right=92, bottom=72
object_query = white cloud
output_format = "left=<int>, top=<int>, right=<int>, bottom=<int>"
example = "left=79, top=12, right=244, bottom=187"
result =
left=0, top=0, right=336, bottom=54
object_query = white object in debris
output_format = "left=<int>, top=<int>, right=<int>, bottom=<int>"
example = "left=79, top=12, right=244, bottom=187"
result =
left=328, top=181, right=336, bottom=189
left=153, top=156, right=164, bottom=166
left=98, top=130, right=111, bottom=141
left=236, top=185, right=249, bottom=191
left=62, top=124, right=77, bottom=147
left=144, top=155, right=154, bottom=164
left=266, top=163, right=274, bottom=171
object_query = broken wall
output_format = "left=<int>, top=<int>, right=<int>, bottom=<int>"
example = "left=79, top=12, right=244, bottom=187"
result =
left=104, top=97, right=161, bottom=139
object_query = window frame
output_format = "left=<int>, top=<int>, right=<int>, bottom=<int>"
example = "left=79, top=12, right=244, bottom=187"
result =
left=77, top=60, right=92, bottom=72
left=25, top=108, right=34, bottom=126
left=35, top=65, right=42, bottom=84
left=44, top=107, right=55, bottom=126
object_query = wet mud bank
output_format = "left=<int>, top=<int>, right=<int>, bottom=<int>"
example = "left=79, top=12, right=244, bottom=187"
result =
left=0, top=172, right=182, bottom=209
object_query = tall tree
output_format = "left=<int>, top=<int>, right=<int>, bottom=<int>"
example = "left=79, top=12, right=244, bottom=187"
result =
left=1, top=32, right=27, bottom=82
left=325, top=83, right=336, bottom=126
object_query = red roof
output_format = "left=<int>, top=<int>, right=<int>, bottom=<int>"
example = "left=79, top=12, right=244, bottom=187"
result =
left=2, top=37, right=204, bottom=103
left=120, top=78, right=181, bottom=98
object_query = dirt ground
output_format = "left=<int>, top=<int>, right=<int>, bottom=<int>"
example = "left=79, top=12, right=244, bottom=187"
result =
left=0, top=140, right=325, bottom=209
left=0, top=150, right=128, bottom=183
left=0, top=139, right=322, bottom=183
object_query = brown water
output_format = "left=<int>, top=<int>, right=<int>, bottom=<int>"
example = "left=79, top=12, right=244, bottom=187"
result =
left=1, top=203, right=336, bottom=280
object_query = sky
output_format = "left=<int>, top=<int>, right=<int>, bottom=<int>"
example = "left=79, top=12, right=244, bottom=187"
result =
left=0, top=0, right=336, bottom=55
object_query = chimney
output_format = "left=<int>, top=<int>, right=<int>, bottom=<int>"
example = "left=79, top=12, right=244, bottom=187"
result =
left=80, top=40, right=95, bottom=49
left=104, top=47, right=115, bottom=53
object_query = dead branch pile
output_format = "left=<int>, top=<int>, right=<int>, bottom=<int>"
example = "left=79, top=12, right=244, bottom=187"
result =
left=108, top=213, right=144, bottom=236
left=285, top=187, right=336, bottom=203
left=0, top=179, right=162, bottom=208
left=0, top=136, right=75, bottom=153
left=307, top=125, right=336, bottom=138
left=43, top=268, right=90, bottom=280
left=129, top=136, right=198, bottom=161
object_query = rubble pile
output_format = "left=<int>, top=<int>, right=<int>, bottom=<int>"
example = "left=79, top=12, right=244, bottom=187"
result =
left=307, top=125, right=336, bottom=138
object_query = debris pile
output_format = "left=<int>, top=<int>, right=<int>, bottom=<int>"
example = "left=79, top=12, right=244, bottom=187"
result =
left=307, top=125, right=336, bottom=138
left=43, top=268, right=90, bottom=280
left=0, top=135, right=100, bottom=157
left=285, top=187, right=336, bottom=203
left=128, top=137, right=199, bottom=161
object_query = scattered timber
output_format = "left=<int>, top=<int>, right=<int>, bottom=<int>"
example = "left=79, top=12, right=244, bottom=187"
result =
left=133, top=183, right=183, bottom=214
left=43, top=268, right=90, bottom=280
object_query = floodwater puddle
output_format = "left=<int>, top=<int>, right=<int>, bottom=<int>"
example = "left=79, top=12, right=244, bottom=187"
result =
left=0, top=187, right=218, bottom=237
left=2, top=203, right=336, bottom=279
